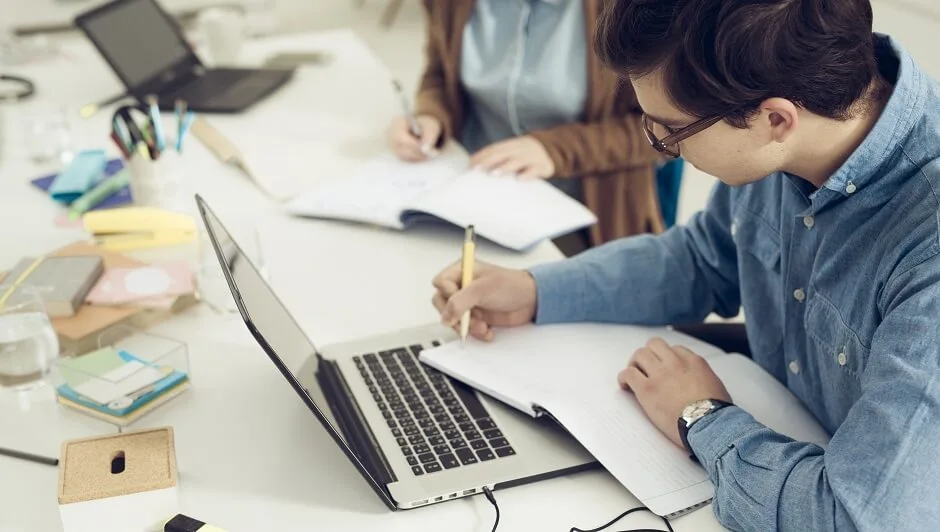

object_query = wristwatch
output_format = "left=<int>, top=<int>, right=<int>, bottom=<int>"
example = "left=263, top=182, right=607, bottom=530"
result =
left=678, top=399, right=733, bottom=460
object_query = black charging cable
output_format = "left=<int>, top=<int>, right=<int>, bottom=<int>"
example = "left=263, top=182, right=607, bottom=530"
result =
left=0, top=74, right=36, bottom=101
left=480, top=487, right=674, bottom=532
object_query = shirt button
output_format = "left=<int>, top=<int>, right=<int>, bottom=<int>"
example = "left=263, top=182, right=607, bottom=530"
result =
left=803, top=215, right=815, bottom=229
left=846, top=182, right=857, bottom=194
left=793, top=288, right=806, bottom=302
left=789, top=361, right=800, bottom=374
left=838, top=352, right=848, bottom=366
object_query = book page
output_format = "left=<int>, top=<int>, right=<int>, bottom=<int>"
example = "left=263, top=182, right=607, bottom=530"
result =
left=283, top=149, right=468, bottom=229
left=410, top=170, right=597, bottom=251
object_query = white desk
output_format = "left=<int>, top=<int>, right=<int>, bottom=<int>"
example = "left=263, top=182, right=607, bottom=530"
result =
left=0, top=30, right=725, bottom=532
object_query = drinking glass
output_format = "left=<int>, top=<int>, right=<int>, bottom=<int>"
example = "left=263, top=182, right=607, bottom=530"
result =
left=0, top=286, right=59, bottom=391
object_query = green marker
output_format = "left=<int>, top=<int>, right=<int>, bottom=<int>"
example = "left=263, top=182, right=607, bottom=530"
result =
left=67, top=169, right=130, bottom=220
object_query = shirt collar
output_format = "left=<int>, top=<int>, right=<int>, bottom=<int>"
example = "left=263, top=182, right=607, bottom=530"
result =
left=819, top=34, right=927, bottom=199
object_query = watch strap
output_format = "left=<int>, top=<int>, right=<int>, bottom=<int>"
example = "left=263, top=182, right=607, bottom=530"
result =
left=678, top=399, right=733, bottom=461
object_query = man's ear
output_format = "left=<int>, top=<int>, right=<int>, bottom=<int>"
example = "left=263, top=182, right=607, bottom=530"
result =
left=758, top=98, right=799, bottom=143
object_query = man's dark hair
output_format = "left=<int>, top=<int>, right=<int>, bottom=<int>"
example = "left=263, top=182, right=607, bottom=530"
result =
left=596, top=0, right=885, bottom=128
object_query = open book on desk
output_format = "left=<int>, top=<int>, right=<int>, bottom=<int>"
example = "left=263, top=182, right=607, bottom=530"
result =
left=419, top=323, right=831, bottom=518
left=282, top=145, right=597, bottom=251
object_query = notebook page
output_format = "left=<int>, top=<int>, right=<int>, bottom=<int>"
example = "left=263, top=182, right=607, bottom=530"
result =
left=409, top=170, right=597, bottom=251
left=283, top=151, right=467, bottom=228
left=419, top=323, right=827, bottom=517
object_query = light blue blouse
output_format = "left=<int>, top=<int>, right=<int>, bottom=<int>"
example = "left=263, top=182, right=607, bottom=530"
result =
left=459, top=0, right=588, bottom=196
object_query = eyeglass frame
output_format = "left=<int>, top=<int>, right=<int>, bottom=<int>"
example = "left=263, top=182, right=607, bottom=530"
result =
left=642, top=112, right=729, bottom=158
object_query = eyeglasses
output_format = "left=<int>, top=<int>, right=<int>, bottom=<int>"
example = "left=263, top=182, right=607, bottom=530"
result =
left=642, top=113, right=728, bottom=158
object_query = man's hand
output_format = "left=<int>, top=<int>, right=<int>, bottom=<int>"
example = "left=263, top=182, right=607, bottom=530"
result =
left=388, top=115, right=443, bottom=162
left=431, top=260, right=538, bottom=341
left=618, top=338, right=732, bottom=449
left=469, top=136, right=555, bottom=180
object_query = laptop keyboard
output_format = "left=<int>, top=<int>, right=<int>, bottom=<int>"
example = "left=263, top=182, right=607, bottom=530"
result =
left=353, top=343, right=516, bottom=477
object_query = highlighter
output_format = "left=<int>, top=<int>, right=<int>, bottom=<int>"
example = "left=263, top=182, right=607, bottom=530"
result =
left=67, top=169, right=130, bottom=220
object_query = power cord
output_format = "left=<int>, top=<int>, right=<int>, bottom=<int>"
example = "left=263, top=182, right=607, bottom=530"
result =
left=482, top=486, right=500, bottom=532
left=479, top=487, right=674, bottom=532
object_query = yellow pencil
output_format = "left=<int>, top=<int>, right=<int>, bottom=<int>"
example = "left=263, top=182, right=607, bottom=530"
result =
left=460, top=225, right=475, bottom=346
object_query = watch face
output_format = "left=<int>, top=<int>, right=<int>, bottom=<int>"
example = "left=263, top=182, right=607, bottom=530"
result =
left=682, top=400, right=715, bottom=424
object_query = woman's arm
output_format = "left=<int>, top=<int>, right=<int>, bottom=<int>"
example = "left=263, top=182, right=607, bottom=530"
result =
left=528, top=85, right=662, bottom=178
left=413, top=0, right=455, bottom=146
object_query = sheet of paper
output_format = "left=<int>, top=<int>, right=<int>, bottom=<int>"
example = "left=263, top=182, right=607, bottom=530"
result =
left=283, top=150, right=468, bottom=228
left=71, top=360, right=166, bottom=405
left=411, top=170, right=598, bottom=251
left=420, top=323, right=830, bottom=517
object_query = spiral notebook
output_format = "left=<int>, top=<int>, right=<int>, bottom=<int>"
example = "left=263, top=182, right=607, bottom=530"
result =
left=419, top=323, right=831, bottom=518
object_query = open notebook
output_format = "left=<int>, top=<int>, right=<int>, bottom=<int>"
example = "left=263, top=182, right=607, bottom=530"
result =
left=282, top=145, right=598, bottom=251
left=419, top=323, right=831, bottom=518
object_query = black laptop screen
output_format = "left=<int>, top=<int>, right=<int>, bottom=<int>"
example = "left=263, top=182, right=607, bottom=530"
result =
left=198, top=200, right=348, bottom=447
left=79, top=0, right=191, bottom=88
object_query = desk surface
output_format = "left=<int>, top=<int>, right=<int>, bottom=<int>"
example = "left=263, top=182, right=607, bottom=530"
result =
left=0, top=30, right=725, bottom=532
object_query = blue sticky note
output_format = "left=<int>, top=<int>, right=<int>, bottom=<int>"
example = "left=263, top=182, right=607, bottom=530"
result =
left=48, top=149, right=108, bottom=204
left=32, top=158, right=130, bottom=208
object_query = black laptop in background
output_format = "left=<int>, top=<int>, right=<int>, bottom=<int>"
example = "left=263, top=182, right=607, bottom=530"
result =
left=75, top=0, right=294, bottom=113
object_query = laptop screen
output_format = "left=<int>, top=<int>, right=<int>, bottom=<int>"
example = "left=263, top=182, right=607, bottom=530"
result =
left=78, top=0, right=192, bottom=89
left=198, top=199, right=348, bottom=447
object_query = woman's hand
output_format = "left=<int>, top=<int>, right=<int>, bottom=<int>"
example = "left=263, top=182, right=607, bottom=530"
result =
left=470, top=135, right=555, bottom=179
left=388, top=115, right=443, bottom=162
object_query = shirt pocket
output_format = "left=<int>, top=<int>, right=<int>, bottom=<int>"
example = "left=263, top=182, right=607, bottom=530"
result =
left=731, top=209, right=781, bottom=271
left=804, top=296, right=869, bottom=379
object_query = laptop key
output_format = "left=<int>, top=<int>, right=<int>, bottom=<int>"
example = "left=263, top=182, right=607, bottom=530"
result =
left=409, top=345, right=424, bottom=356
left=391, top=428, right=402, bottom=437
left=404, top=427, right=421, bottom=436
left=440, top=454, right=460, bottom=469
left=428, top=436, right=446, bottom=446
left=419, top=419, right=435, bottom=429
left=449, top=439, right=468, bottom=449
left=408, top=435, right=425, bottom=445
left=423, top=427, right=441, bottom=437
left=407, top=456, right=419, bottom=466
left=430, top=406, right=446, bottom=415
left=440, top=422, right=456, bottom=432
left=477, top=448, right=496, bottom=461
left=363, top=354, right=378, bottom=364
left=412, top=466, right=425, bottom=476
left=459, top=423, right=475, bottom=433
left=418, top=453, right=436, bottom=464
left=393, top=410, right=408, bottom=420
left=494, top=446, right=516, bottom=458
left=387, top=420, right=397, bottom=428
left=414, top=444, right=431, bottom=455
left=401, top=447, right=413, bottom=456
left=483, top=429, right=503, bottom=440
left=396, top=437, right=407, bottom=447
left=464, top=430, right=481, bottom=441
left=434, top=413, right=450, bottom=424
left=377, top=402, right=388, bottom=411
left=445, top=430, right=461, bottom=440
left=424, top=462, right=443, bottom=474
left=454, top=414, right=471, bottom=424
left=433, top=444, right=450, bottom=455
left=414, top=410, right=430, bottom=421
left=456, top=448, right=478, bottom=465
left=490, top=437, right=509, bottom=448
left=470, top=439, right=488, bottom=450
left=477, top=418, right=496, bottom=431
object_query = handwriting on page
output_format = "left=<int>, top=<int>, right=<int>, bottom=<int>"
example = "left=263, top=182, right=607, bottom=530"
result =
left=285, top=153, right=466, bottom=228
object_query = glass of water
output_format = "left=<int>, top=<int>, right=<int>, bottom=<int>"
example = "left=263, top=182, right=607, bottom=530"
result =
left=0, top=286, right=59, bottom=391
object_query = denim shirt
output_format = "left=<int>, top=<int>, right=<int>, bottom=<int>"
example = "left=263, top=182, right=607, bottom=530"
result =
left=529, top=35, right=940, bottom=531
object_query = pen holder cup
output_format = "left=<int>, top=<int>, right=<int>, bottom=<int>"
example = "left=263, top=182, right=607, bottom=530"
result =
left=127, top=151, right=190, bottom=213
left=50, top=326, right=192, bottom=430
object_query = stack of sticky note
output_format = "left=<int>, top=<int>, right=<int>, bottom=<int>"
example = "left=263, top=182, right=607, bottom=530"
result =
left=55, top=347, right=190, bottom=426
left=31, top=151, right=132, bottom=218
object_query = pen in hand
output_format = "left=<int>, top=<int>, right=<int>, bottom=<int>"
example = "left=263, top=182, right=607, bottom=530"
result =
left=392, top=79, right=436, bottom=157
left=460, top=225, right=476, bottom=346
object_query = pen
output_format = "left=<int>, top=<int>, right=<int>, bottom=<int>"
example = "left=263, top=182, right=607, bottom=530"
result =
left=0, top=446, right=59, bottom=467
left=78, top=91, right=129, bottom=119
left=68, top=169, right=130, bottom=220
left=175, top=100, right=187, bottom=149
left=113, top=117, right=133, bottom=154
left=110, top=131, right=132, bottom=159
left=459, top=225, right=475, bottom=346
left=176, top=111, right=195, bottom=153
left=392, top=79, right=422, bottom=137
left=147, top=95, right=166, bottom=153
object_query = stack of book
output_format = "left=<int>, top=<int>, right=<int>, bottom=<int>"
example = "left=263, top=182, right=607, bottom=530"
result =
left=55, top=346, right=190, bottom=426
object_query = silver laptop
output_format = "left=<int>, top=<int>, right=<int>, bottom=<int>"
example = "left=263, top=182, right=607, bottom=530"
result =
left=195, top=195, right=597, bottom=510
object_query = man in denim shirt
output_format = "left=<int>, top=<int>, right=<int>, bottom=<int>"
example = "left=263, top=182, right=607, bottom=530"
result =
left=430, top=0, right=940, bottom=530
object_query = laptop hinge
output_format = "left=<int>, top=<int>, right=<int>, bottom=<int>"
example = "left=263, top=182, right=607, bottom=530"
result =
left=317, top=356, right=397, bottom=486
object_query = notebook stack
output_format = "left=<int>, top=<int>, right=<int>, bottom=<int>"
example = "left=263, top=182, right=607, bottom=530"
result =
left=55, top=346, right=190, bottom=426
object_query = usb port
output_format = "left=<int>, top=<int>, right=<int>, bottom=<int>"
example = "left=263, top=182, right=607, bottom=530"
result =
left=434, top=496, right=443, bottom=502
left=463, top=489, right=475, bottom=495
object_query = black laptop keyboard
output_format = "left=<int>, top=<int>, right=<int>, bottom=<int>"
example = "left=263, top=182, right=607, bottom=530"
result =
left=353, top=343, right=516, bottom=477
